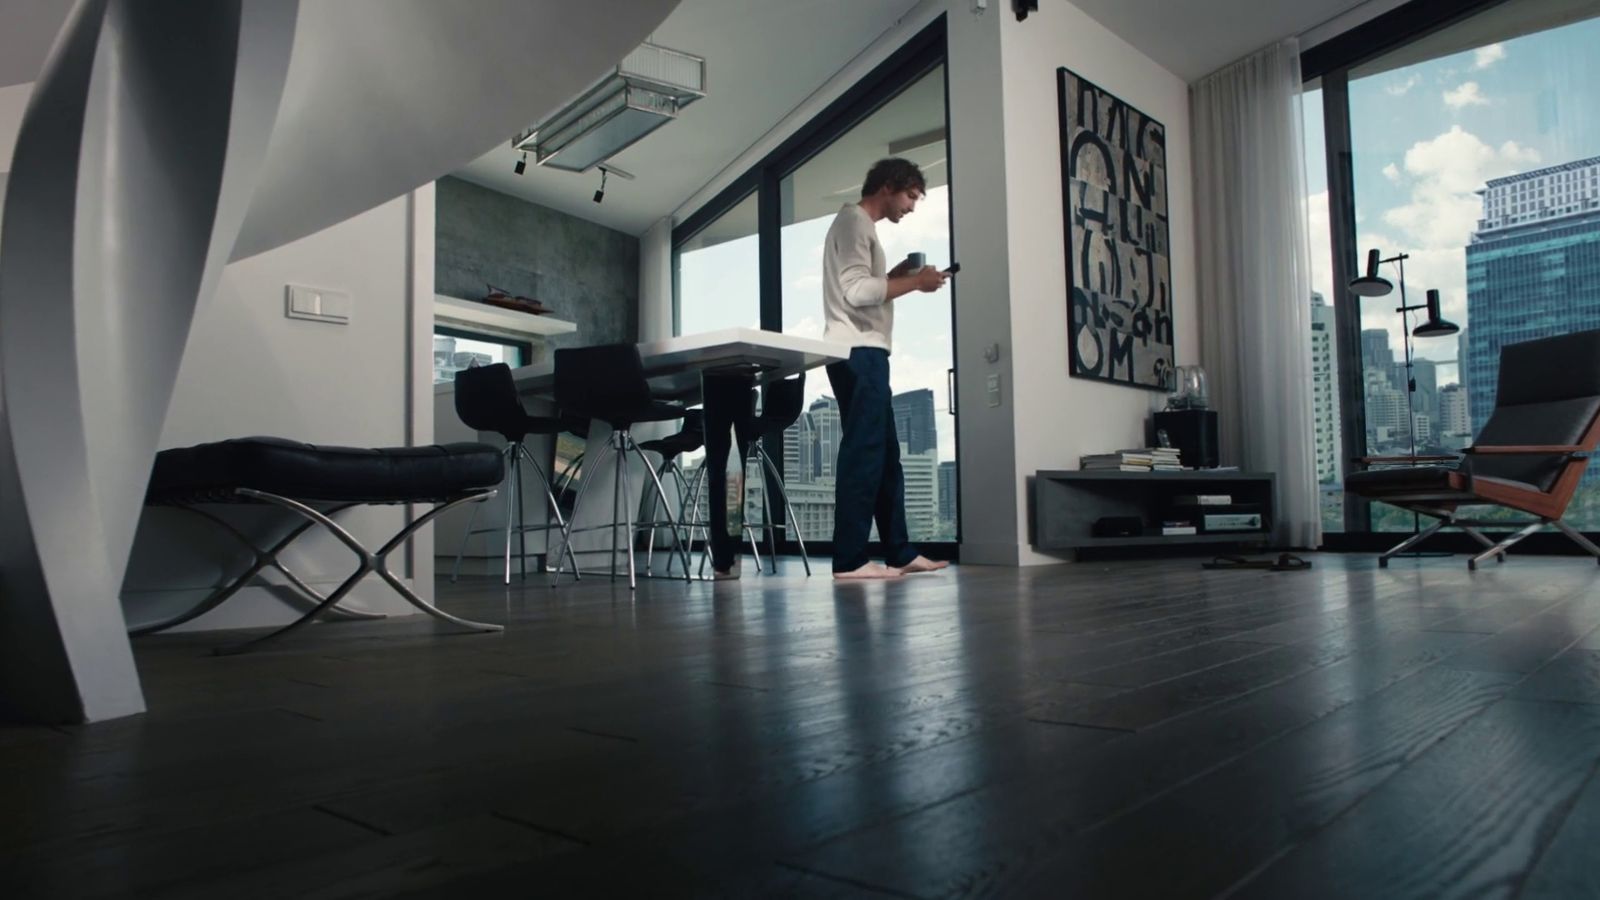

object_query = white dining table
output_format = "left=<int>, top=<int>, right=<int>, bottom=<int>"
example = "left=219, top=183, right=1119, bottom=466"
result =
left=504, top=328, right=850, bottom=581
left=509, top=327, right=850, bottom=402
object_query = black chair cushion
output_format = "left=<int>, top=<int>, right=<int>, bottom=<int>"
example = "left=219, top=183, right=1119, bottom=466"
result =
left=1466, top=396, right=1600, bottom=491
left=454, top=363, right=567, bottom=441
left=147, top=437, right=504, bottom=504
left=1494, top=329, right=1600, bottom=406
left=1345, top=465, right=1462, bottom=494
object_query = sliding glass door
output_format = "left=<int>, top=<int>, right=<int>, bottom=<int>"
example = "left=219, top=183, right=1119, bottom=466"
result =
left=1306, top=0, right=1600, bottom=542
left=776, top=64, right=955, bottom=545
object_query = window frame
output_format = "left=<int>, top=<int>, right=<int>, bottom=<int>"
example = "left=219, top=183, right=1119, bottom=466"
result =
left=670, top=16, right=958, bottom=559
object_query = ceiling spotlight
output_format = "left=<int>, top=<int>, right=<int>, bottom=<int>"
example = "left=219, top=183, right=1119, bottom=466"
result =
left=514, top=152, right=527, bottom=176
left=593, top=168, right=608, bottom=204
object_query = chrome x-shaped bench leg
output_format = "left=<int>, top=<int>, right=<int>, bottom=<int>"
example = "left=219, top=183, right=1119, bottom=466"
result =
left=214, top=489, right=503, bottom=655
left=130, top=503, right=386, bottom=636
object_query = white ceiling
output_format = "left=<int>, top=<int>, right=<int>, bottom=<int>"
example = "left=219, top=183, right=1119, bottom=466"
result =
left=1067, top=0, right=1378, bottom=82
left=452, top=0, right=925, bottom=236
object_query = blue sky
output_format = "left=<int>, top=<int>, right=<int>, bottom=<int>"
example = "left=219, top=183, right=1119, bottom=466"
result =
left=1305, top=15, right=1600, bottom=383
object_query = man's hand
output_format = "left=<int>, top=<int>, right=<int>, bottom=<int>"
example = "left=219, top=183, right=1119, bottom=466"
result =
left=884, top=266, right=948, bottom=302
left=913, top=265, right=947, bottom=293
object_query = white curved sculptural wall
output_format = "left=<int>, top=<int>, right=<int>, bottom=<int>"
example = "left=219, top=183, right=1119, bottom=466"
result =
left=0, top=0, right=679, bottom=723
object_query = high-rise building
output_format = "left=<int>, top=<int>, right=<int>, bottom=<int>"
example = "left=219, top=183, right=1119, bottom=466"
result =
left=891, top=389, right=937, bottom=457
left=1361, top=329, right=1395, bottom=376
left=1439, top=383, right=1471, bottom=436
left=1364, top=369, right=1409, bottom=446
left=1310, top=293, right=1342, bottom=482
left=900, top=447, right=938, bottom=539
left=1467, top=155, right=1600, bottom=433
left=808, top=397, right=842, bottom=481
left=937, top=460, right=958, bottom=530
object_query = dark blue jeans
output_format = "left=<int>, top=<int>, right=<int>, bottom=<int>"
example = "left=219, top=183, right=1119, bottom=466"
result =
left=827, top=347, right=918, bottom=572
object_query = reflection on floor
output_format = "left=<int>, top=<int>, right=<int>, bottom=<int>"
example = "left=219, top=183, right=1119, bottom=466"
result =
left=4, top=554, right=1600, bottom=898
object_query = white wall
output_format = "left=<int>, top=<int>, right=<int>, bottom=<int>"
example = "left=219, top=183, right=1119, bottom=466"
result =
left=945, top=2, right=1020, bottom=565
left=638, top=216, right=674, bottom=341
left=994, top=3, right=1197, bottom=566
left=0, top=82, right=27, bottom=174
left=120, top=189, right=436, bottom=631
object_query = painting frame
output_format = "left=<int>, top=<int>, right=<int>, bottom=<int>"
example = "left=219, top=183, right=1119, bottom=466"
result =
left=1057, top=66, right=1175, bottom=392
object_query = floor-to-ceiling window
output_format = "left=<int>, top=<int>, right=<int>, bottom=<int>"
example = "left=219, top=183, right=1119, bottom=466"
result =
left=674, top=190, right=759, bottom=336
left=1308, top=0, right=1600, bottom=543
left=776, top=64, right=954, bottom=544
left=671, top=18, right=955, bottom=554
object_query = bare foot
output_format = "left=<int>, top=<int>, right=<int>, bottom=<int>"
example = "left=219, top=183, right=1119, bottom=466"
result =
left=712, top=565, right=741, bottom=581
left=895, top=556, right=949, bottom=574
left=832, top=562, right=904, bottom=580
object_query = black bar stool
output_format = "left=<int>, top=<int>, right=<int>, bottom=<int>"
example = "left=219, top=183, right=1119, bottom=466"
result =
left=744, top=374, right=812, bottom=575
left=638, top=409, right=704, bottom=576
left=450, top=363, right=581, bottom=583
left=549, top=344, right=693, bottom=589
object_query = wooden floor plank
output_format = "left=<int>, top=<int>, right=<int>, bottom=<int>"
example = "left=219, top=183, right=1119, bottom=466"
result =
left=3, top=554, right=1599, bottom=899
left=1224, top=698, right=1600, bottom=900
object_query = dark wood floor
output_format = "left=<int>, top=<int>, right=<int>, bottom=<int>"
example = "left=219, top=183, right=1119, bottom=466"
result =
left=5, top=554, right=1600, bottom=898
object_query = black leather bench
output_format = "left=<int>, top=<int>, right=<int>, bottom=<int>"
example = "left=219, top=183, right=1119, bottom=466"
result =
left=141, top=437, right=505, bottom=653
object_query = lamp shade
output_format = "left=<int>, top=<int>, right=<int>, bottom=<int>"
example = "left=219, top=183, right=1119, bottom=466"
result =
left=1413, top=289, right=1460, bottom=337
left=1349, top=248, right=1394, bottom=297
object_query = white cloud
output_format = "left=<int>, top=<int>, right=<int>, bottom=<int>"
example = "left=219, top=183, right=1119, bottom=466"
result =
left=1382, top=163, right=1402, bottom=183
left=1385, top=74, right=1422, bottom=97
left=1499, top=140, right=1541, bottom=165
left=1443, top=82, right=1489, bottom=109
left=1351, top=126, right=1541, bottom=367
left=1382, top=126, right=1537, bottom=248
left=1473, top=43, right=1506, bottom=69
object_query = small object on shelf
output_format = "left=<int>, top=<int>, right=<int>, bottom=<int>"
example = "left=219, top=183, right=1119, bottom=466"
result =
left=1092, top=516, right=1143, bottom=538
left=1166, top=365, right=1210, bottom=410
left=482, top=283, right=554, bottom=316
left=1161, top=519, right=1197, bottom=536
left=1173, top=494, right=1232, bottom=506
left=1201, top=512, right=1263, bottom=532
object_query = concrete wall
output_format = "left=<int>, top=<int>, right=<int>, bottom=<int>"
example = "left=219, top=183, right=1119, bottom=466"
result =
left=436, top=175, right=639, bottom=354
left=995, top=4, right=1198, bottom=565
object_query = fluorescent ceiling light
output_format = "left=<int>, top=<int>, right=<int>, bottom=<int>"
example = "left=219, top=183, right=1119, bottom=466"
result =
left=515, top=43, right=705, bottom=173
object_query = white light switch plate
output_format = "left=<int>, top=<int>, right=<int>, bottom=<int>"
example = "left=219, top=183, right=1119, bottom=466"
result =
left=986, top=373, right=1002, bottom=407
left=285, top=284, right=351, bottom=324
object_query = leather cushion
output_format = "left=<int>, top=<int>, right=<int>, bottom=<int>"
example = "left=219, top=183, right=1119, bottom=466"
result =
left=148, top=437, right=504, bottom=504
left=1345, top=465, right=1462, bottom=494
left=1467, top=395, right=1600, bottom=490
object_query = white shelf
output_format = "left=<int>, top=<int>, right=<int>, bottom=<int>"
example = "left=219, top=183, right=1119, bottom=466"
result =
left=433, top=294, right=577, bottom=339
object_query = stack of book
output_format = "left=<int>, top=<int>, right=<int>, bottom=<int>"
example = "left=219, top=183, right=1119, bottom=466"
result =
left=1080, top=447, right=1184, bottom=472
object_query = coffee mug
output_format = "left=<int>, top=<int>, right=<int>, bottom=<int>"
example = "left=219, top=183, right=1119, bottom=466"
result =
left=906, top=252, right=926, bottom=269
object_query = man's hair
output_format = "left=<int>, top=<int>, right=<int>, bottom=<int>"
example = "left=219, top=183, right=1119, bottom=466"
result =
left=861, top=157, right=927, bottom=198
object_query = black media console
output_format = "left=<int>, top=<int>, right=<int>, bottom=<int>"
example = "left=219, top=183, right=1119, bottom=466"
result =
left=1031, top=469, right=1276, bottom=558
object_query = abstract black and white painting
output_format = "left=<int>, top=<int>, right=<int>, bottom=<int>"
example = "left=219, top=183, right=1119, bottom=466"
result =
left=1058, top=67, right=1174, bottom=391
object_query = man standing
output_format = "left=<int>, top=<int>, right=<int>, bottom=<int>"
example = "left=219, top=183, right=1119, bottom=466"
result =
left=823, top=158, right=950, bottom=580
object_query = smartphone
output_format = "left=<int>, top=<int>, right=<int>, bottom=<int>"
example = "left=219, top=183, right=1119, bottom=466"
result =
left=942, top=263, right=961, bottom=275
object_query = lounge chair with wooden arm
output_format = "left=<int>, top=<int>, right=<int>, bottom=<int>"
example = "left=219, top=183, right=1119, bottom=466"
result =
left=1344, top=329, right=1600, bottom=570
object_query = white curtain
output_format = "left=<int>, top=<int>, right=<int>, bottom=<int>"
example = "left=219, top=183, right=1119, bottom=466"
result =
left=1191, top=39, right=1320, bottom=548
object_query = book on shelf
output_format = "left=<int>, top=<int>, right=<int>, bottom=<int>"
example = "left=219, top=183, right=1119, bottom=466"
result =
left=1081, top=447, right=1183, bottom=471
left=1160, top=520, right=1198, bottom=535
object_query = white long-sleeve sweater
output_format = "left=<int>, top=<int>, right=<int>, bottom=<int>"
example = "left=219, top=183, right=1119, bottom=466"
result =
left=821, top=203, right=892, bottom=352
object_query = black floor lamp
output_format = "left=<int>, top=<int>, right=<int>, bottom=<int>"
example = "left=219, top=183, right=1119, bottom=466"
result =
left=1350, top=249, right=1460, bottom=547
